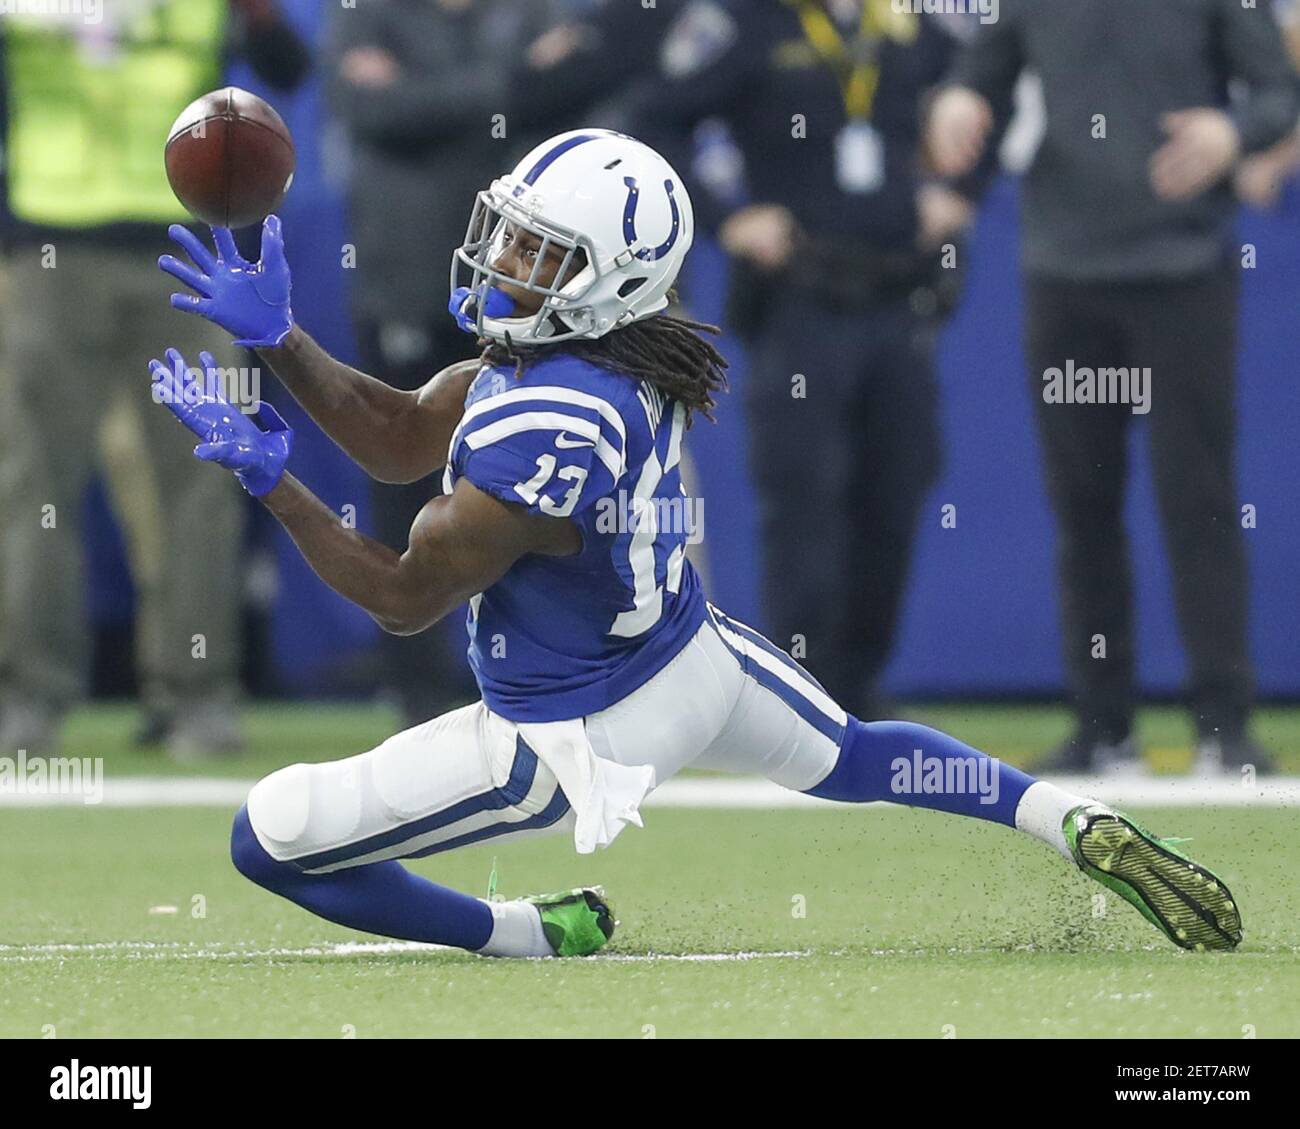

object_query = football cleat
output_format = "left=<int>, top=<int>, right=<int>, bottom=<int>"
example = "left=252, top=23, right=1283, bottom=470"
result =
left=1064, top=804, right=1242, bottom=952
left=524, top=886, right=616, bottom=957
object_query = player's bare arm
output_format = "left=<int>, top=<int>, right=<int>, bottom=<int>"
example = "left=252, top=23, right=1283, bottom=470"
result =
left=255, top=327, right=480, bottom=483
left=260, top=472, right=578, bottom=636
left=148, top=343, right=576, bottom=634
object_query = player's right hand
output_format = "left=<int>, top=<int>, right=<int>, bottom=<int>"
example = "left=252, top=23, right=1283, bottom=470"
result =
left=159, top=215, right=294, bottom=349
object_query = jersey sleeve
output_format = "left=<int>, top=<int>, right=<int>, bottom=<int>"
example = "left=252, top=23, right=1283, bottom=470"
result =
left=451, top=381, right=629, bottom=519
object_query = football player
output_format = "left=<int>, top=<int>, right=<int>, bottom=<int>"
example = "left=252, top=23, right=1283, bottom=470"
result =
left=153, top=130, right=1242, bottom=957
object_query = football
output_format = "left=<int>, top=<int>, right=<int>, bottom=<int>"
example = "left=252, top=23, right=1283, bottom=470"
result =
left=164, top=86, right=295, bottom=229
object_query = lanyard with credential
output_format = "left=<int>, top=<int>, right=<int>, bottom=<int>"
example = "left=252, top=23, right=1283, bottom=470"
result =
left=792, top=0, right=884, bottom=123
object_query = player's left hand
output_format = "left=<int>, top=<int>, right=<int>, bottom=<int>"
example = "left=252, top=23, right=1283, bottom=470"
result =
left=1150, top=109, right=1241, bottom=202
left=149, top=347, right=293, bottom=497
left=159, top=215, right=294, bottom=348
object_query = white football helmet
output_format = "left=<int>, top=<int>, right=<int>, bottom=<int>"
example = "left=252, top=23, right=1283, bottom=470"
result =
left=450, top=128, right=695, bottom=346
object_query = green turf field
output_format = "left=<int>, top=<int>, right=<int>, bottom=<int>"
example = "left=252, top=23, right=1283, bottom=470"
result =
left=2, top=704, right=1297, bottom=1038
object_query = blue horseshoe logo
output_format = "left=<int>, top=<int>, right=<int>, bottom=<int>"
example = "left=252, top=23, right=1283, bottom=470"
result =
left=622, top=177, right=681, bottom=262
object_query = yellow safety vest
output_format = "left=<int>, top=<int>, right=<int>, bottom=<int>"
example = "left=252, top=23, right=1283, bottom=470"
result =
left=3, top=0, right=227, bottom=227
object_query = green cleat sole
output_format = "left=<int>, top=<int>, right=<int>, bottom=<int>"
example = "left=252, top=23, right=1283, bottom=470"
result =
left=1066, top=806, right=1242, bottom=952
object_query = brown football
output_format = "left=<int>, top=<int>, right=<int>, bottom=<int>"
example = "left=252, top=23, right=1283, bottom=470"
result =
left=165, top=86, right=295, bottom=229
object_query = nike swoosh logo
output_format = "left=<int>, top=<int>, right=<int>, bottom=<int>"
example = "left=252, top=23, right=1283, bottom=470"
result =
left=555, top=432, right=596, bottom=449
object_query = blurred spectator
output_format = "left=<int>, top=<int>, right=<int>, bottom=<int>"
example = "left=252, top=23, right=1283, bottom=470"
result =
left=508, top=0, right=686, bottom=135
left=324, top=0, right=551, bottom=725
left=590, top=0, right=991, bottom=719
left=928, top=0, right=1298, bottom=772
left=1234, top=1, right=1300, bottom=209
left=0, top=0, right=307, bottom=758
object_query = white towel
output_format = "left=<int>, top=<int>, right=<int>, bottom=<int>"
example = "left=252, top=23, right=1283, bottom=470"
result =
left=517, top=719, right=656, bottom=854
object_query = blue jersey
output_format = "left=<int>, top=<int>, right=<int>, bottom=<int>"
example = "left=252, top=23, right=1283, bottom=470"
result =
left=443, top=353, right=707, bottom=720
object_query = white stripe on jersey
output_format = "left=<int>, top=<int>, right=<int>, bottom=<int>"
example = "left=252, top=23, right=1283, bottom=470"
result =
left=453, top=385, right=629, bottom=458
left=636, top=381, right=665, bottom=436
left=665, top=542, right=685, bottom=594
left=609, top=446, right=665, bottom=637
left=463, top=411, right=624, bottom=481
left=609, top=403, right=687, bottom=639
left=711, top=618, right=848, bottom=728
left=664, top=401, right=685, bottom=471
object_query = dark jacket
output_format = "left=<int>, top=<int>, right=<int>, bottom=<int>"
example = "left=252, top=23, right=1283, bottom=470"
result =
left=950, top=0, right=1300, bottom=281
left=325, top=0, right=548, bottom=325
left=622, top=1, right=998, bottom=324
left=625, top=0, right=990, bottom=248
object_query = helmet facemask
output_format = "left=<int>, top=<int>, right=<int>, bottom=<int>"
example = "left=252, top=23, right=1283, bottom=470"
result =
left=451, top=186, right=603, bottom=345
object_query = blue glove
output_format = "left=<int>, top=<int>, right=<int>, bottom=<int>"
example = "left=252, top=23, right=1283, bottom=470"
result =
left=449, top=284, right=515, bottom=334
left=159, top=215, right=294, bottom=348
left=150, top=347, right=293, bottom=497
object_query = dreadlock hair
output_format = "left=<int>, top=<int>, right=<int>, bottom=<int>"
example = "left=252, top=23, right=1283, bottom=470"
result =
left=479, top=290, right=730, bottom=426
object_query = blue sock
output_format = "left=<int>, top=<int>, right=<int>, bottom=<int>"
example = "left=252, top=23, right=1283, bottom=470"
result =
left=806, top=718, right=1035, bottom=828
left=230, top=805, right=494, bottom=951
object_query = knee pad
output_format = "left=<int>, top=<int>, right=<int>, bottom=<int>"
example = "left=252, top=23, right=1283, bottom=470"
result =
left=245, top=760, right=364, bottom=866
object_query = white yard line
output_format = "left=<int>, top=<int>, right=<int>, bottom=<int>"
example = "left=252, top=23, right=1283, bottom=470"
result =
left=0, top=938, right=811, bottom=963
left=1, top=773, right=1298, bottom=809
left=5, top=938, right=1292, bottom=964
